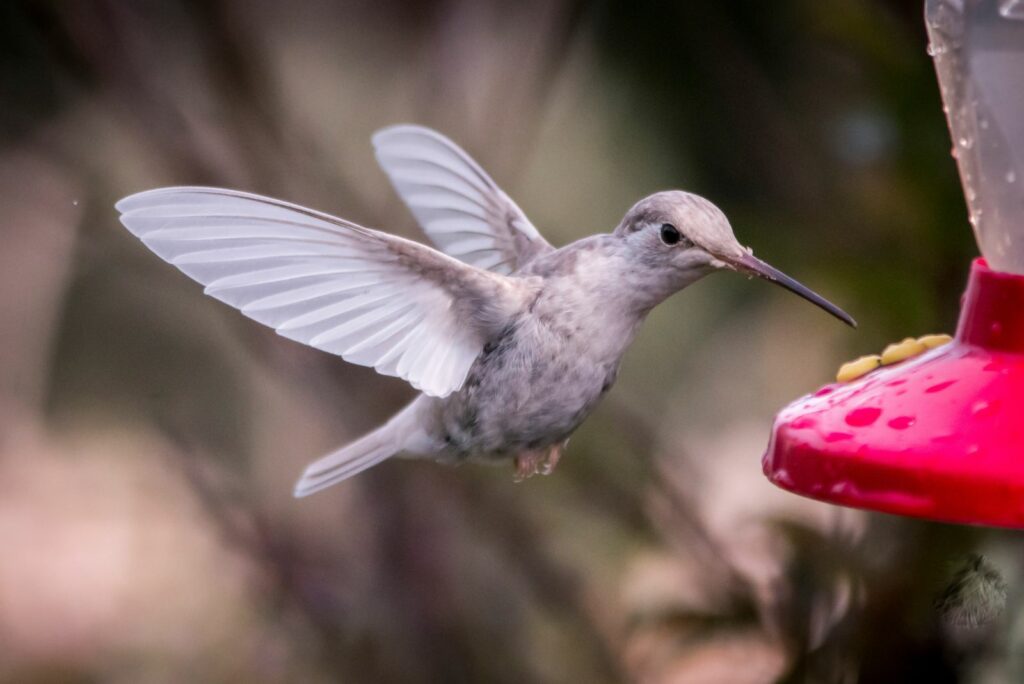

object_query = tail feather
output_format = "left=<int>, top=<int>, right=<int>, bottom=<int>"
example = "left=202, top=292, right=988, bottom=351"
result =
left=293, top=435, right=396, bottom=497
left=293, top=399, right=428, bottom=497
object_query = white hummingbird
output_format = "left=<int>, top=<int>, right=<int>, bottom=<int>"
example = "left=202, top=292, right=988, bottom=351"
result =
left=117, top=125, right=854, bottom=497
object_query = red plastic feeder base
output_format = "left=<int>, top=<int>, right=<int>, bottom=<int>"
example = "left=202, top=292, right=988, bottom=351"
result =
left=764, top=258, right=1024, bottom=528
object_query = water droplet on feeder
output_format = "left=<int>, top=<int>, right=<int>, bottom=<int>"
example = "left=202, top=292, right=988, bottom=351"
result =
left=926, top=379, right=958, bottom=393
left=888, top=415, right=916, bottom=430
left=969, top=209, right=983, bottom=227
left=1007, top=170, right=1017, bottom=183
left=791, top=416, right=817, bottom=430
left=845, top=406, right=881, bottom=427
left=824, top=431, right=854, bottom=443
left=971, top=399, right=1000, bottom=418
left=770, top=468, right=795, bottom=489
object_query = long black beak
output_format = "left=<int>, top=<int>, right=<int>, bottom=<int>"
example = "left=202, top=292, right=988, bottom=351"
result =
left=729, top=253, right=856, bottom=327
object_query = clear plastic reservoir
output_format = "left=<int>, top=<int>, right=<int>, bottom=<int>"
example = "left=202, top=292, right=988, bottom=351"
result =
left=926, top=0, right=1024, bottom=273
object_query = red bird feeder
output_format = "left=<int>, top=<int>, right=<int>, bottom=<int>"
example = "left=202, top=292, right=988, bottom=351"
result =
left=762, top=1, right=1024, bottom=527
left=765, top=259, right=1024, bottom=526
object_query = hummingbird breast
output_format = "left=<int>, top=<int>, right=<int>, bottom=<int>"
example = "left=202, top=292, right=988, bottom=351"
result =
left=431, top=274, right=641, bottom=462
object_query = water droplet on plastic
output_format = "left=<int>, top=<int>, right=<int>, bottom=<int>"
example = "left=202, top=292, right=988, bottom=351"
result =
left=791, top=417, right=817, bottom=430
left=979, top=117, right=990, bottom=130
left=958, top=136, right=974, bottom=149
left=888, top=415, right=916, bottom=430
left=1007, top=170, right=1017, bottom=183
left=926, top=380, right=957, bottom=393
left=825, top=431, right=854, bottom=443
left=971, top=399, right=1000, bottom=418
left=845, top=407, right=881, bottom=427
left=771, top=468, right=795, bottom=488
left=830, top=481, right=856, bottom=497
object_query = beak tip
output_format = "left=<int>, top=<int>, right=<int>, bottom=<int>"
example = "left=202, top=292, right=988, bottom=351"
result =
left=820, top=303, right=857, bottom=329
left=732, top=253, right=857, bottom=329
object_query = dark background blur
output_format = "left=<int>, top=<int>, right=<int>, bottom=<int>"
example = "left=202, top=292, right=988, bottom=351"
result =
left=0, top=1, right=1017, bottom=682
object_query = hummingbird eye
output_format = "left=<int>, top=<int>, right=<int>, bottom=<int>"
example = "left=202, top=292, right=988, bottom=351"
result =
left=660, top=223, right=682, bottom=245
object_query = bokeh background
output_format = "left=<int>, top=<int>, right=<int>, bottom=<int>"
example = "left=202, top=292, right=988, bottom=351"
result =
left=0, top=1, right=1019, bottom=682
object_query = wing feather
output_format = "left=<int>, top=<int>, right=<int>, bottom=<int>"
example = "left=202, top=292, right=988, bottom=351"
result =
left=373, top=125, right=553, bottom=275
left=117, top=186, right=523, bottom=397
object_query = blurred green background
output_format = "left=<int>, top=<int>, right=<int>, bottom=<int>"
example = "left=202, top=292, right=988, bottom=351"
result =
left=0, top=1, right=1017, bottom=682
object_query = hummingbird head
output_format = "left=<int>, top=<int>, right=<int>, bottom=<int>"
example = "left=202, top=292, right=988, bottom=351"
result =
left=614, top=191, right=855, bottom=326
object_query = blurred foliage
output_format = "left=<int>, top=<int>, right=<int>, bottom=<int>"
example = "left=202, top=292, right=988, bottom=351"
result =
left=0, top=1, right=1021, bottom=683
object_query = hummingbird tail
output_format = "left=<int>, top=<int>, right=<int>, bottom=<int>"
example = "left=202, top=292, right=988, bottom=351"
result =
left=292, top=398, right=428, bottom=497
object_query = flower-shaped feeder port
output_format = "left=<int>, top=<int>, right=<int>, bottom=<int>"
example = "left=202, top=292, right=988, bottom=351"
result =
left=764, top=259, right=1024, bottom=527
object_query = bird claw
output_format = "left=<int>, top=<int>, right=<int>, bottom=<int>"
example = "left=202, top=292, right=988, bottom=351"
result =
left=513, top=441, right=567, bottom=482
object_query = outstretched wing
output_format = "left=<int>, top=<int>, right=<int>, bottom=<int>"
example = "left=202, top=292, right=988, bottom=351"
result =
left=372, top=125, right=553, bottom=275
left=117, top=187, right=522, bottom=397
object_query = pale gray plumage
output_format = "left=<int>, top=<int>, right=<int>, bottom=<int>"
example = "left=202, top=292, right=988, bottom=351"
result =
left=117, top=124, right=854, bottom=497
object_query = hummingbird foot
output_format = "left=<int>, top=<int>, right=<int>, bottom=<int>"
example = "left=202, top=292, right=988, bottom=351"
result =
left=513, top=440, right=568, bottom=482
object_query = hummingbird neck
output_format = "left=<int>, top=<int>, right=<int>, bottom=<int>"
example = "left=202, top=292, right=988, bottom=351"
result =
left=530, top=235, right=707, bottom=323
left=592, top=238, right=709, bottom=316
